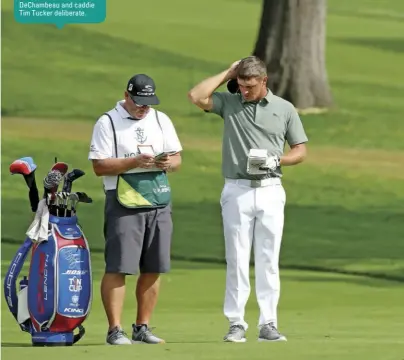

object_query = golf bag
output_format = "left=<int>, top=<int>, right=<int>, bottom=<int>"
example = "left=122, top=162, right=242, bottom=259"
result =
left=5, top=214, right=92, bottom=346
left=4, top=157, right=93, bottom=346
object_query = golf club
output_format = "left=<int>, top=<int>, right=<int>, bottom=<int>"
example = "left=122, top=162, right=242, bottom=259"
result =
left=76, top=192, right=93, bottom=204
left=43, top=162, right=68, bottom=201
left=61, top=169, right=85, bottom=214
left=69, top=193, right=80, bottom=216
left=62, top=169, right=85, bottom=193
left=9, top=157, right=40, bottom=212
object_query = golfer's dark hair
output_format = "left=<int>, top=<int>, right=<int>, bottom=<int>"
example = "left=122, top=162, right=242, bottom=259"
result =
left=237, top=56, right=267, bottom=79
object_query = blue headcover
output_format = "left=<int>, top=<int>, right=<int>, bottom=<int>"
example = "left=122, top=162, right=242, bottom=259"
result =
left=10, top=157, right=37, bottom=175
left=20, top=157, right=37, bottom=172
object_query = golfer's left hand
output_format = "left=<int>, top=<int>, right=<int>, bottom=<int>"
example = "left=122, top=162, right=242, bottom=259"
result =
left=259, top=155, right=280, bottom=171
left=154, top=154, right=172, bottom=171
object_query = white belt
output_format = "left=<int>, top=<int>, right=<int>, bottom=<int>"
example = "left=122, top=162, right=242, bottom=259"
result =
left=225, top=177, right=281, bottom=188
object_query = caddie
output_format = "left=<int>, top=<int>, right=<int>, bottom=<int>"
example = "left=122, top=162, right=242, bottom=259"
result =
left=88, top=73, right=182, bottom=345
left=188, top=56, right=308, bottom=342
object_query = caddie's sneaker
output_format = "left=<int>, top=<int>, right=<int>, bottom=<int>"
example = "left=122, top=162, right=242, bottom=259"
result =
left=132, top=324, right=165, bottom=344
left=223, top=324, right=247, bottom=343
left=258, top=322, right=287, bottom=342
left=106, top=326, right=132, bottom=345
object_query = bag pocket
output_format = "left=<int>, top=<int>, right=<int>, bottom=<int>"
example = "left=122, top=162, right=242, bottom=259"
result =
left=116, top=172, right=171, bottom=209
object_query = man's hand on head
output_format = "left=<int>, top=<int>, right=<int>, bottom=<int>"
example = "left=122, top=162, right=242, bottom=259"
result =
left=227, top=60, right=241, bottom=80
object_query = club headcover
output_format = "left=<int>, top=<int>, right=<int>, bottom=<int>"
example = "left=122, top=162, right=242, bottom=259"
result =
left=51, top=162, right=68, bottom=175
left=10, top=157, right=37, bottom=175
left=44, top=170, right=65, bottom=190
left=63, top=169, right=85, bottom=192
left=67, top=169, right=85, bottom=181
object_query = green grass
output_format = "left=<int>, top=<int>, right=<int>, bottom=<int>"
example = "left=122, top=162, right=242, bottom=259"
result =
left=2, top=0, right=404, bottom=148
left=2, top=0, right=404, bottom=357
left=3, top=116, right=404, bottom=279
left=2, top=0, right=404, bottom=276
left=2, top=244, right=404, bottom=359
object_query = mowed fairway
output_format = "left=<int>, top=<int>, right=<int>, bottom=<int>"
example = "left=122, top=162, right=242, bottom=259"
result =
left=2, top=0, right=404, bottom=358
left=2, top=245, right=404, bottom=359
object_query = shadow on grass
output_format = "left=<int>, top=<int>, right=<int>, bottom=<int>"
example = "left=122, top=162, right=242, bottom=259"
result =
left=281, top=271, right=404, bottom=288
left=2, top=199, right=404, bottom=282
left=1, top=343, right=32, bottom=347
left=328, top=9, right=404, bottom=24
left=1, top=10, right=226, bottom=119
left=331, top=79, right=404, bottom=98
left=1, top=10, right=226, bottom=72
left=165, top=341, right=221, bottom=344
left=1, top=342, right=107, bottom=347
left=332, top=37, right=404, bottom=54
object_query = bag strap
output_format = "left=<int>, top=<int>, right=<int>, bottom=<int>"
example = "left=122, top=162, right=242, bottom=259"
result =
left=155, top=109, right=162, bottom=132
left=73, top=325, right=86, bottom=344
left=3, top=237, right=34, bottom=333
left=155, top=109, right=167, bottom=151
left=104, top=112, right=118, bottom=158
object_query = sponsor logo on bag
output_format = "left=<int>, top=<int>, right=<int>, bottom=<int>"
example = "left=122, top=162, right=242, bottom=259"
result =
left=64, top=307, right=84, bottom=314
left=153, top=185, right=170, bottom=194
left=68, top=277, right=82, bottom=292
left=62, top=270, right=87, bottom=275
left=65, top=227, right=80, bottom=236
left=63, top=249, right=84, bottom=269
left=37, top=252, right=49, bottom=314
left=6, top=252, right=23, bottom=307
left=70, top=294, right=80, bottom=307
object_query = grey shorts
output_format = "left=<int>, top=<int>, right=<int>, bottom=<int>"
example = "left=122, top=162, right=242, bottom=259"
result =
left=103, top=190, right=173, bottom=275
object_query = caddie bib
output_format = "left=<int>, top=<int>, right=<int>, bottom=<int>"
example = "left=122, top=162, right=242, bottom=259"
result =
left=105, top=110, right=171, bottom=209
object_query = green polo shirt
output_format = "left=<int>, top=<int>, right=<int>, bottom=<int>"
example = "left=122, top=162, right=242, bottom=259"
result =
left=209, top=89, right=308, bottom=179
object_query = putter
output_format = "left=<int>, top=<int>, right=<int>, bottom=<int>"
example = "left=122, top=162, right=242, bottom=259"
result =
left=10, top=157, right=40, bottom=212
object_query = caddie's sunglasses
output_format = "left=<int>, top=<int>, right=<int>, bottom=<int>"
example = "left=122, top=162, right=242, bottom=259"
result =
left=129, top=95, right=150, bottom=109
left=133, top=102, right=150, bottom=109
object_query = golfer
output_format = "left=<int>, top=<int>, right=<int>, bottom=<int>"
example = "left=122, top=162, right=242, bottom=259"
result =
left=88, top=73, right=182, bottom=345
left=188, top=56, right=308, bottom=342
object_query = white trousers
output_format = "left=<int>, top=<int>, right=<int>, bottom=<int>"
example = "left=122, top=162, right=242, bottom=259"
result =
left=220, top=178, right=286, bottom=330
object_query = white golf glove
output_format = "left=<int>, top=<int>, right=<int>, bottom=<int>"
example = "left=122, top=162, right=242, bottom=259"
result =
left=259, top=155, right=280, bottom=172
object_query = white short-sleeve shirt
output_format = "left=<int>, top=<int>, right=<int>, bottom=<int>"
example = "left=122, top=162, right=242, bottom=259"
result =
left=88, top=100, right=182, bottom=190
